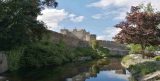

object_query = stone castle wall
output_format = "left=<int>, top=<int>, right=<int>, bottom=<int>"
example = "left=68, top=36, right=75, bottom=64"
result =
left=48, top=30, right=89, bottom=47
left=98, top=40, right=129, bottom=55
left=60, top=29, right=96, bottom=41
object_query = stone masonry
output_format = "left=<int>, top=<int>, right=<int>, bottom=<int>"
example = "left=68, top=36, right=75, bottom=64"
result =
left=60, top=29, right=96, bottom=42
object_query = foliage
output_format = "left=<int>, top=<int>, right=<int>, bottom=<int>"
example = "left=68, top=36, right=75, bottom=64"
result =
left=114, top=3, right=160, bottom=55
left=97, top=47, right=110, bottom=57
left=128, top=44, right=142, bottom=54
left=21, top=41, right=73, bottom=68
left=0, top=0, right=57, bottom=51
left=90, top=40, right=99, bottom=49
left=7, top=47, right=25, bottom=71
left=73, top=47, right=98, bottom=59
left=154, top=56, right=160, bottom=61
left=122, top=55, right=134, bottom=64
left=7, top=39, right=102, bottom=69
left=145, top=45, right=158, bottom=51
left=128, top=61, right=160, bottom=80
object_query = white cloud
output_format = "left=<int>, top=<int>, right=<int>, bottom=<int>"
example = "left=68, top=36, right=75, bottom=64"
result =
left=37, top=9, right=68, bottom=30
left=68, top=14, right=84, bottom=22
left=88, top=0, right=128, bottom=8
left=92, top=9, right=127, bottom=20
left=37, top=9, right=84, bottom=30
left=97, top=27, right=121, bottom=41
left=89, top=0, right=160, bottom=20
left=92, top=14, right=103, bottom=19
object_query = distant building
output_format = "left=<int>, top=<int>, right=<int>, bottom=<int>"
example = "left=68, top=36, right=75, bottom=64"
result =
left=60, top=28, right=96, bottom=42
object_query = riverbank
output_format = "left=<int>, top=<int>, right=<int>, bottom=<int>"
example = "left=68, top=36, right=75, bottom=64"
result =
left=121, top=54, right=154, bottom=68
left=121, top=54, right=160, bottom=81
left=1, top=39, right=112, bottom=73
left=0, top=58, right=130, bottom=81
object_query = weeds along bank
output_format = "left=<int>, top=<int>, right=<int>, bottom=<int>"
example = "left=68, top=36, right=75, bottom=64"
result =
left=121, top=54, right=160, bottom=81
left=5, top=31, right=110, bottom=71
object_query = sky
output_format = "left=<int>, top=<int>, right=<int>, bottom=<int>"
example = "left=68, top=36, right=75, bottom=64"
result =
left=37, top=0, right=160, bottom=41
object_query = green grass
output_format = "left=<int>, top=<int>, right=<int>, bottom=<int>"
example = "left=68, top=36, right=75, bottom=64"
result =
left=154, top=56, right=160, bottom=61
left=128, top=61, right=160, bottom=81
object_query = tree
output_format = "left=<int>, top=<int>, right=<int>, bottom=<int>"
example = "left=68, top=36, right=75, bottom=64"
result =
left=90, top=40, right=99, bottom=49
left=0, top=0, right=58, bottom=50
left=114, top=3, right=160, bottom=57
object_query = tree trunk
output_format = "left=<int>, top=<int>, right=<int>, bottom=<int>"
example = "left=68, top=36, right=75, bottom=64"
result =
left=141, top=44, right=145, bottom=58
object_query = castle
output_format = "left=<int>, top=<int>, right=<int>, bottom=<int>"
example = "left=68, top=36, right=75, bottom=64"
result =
left=60, top=29, right=96, bottom=42
left=60, top=28, right=128, bottom=55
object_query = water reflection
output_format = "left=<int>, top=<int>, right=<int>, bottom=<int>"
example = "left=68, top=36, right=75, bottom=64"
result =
left=0, top=58, right=130, bottom=81
left=66, top=59, right=130, bottom=81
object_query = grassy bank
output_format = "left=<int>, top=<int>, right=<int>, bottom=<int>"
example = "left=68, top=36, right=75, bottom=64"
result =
left=128, top=61, right=160, bottom=81
left=122, top=54, right=160, bottom=81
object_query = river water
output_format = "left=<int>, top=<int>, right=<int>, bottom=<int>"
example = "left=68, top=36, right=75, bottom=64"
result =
left=0, top=58, right=131, bottom=81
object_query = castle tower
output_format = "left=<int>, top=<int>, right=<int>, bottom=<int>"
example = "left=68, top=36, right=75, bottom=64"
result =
left=60, top=28, right=96, bottom=42
left=60, top=29, right=68, bottom=35
left=90, top=34, right=96, bottom=41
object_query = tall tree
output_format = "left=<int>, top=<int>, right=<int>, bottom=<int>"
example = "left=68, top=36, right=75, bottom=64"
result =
left=0, top=0, right=57, bottom=50
left=114, top=3, right=160, bottom=57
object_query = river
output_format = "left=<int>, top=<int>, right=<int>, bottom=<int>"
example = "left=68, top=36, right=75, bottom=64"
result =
left=0, top=58, right=131, bottom=81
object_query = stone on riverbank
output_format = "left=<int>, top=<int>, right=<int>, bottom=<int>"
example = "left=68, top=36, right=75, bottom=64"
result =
left=0, top=52, right=8, bottom=74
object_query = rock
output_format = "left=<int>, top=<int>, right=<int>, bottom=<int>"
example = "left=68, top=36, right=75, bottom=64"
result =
left=0, top=52, right=8, bottom=74
left=141, top=71, right=160, bottom=81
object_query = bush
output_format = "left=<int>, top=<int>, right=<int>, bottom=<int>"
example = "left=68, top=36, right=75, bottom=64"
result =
left=20, top=41, right=72, bottom=68
left=6, top=37, right=104, bottom=70
left=73, top=47, right=98, bottom=59
left=97, top=47, right=110, bottom=57
left=127, top=44, right=142, bottom=54
left=154, top=56, right=160, bottom=61
left=128, top=62, right=159, bottom=80
left=7, top=47, right=25, bottom=71
left=20, top=41, right=100, bottom=68
left=121, top=55, right=134, bottom=64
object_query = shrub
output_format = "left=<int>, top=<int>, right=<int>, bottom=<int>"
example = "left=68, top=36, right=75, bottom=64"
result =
left=127, top=44, right=142, bottom=54
left=20, top=41, right=70, bottom=68
left=154, top=56, right=160, bottom=61
left=97, top=47, right=110, bottom=57
left=128, top=62, right=159, bottom=80
left=121, top=55, right=134, bottom=64
left=7, top=47, right=25, bottom=71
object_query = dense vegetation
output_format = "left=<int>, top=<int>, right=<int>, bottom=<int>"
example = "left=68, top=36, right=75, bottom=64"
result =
left=7, top=42, right=109, bottom=71
left=128, top=62, right=160, bottom=81
left=154, top=56, right=160, bottom=61
left=0, top=0, right=57, bottom=51
left=6, top=34, right=110, bottom=71
left=127, top=44, right=159, bottom=54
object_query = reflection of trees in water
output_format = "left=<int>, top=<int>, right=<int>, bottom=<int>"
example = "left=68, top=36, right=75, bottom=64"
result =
left=89, top=64, right=100, bottom=77
left=3, top=58, right=128, bottom=81
left=69, top=59, right=111, bottom=81
left=69, top=58, right=129, bottom=81
left=89, top=59, right=110, bottom=77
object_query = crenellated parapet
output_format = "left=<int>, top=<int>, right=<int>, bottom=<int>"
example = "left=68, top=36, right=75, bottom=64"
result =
left=60, top=28, right=96, bottom=42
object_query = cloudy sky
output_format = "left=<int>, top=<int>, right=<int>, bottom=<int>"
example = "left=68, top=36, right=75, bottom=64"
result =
left=37, top=0, right=160, bottom=41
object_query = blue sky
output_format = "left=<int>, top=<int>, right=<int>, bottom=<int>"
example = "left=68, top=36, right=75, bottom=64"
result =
left=37, top=0, right=160, bottom=40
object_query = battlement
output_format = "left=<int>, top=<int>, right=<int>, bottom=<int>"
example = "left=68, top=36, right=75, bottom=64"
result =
left=60, top=28, right=96, bottom=41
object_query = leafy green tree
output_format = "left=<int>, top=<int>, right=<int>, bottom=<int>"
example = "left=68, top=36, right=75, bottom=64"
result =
left=0, top=0, right=57, bottom=50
